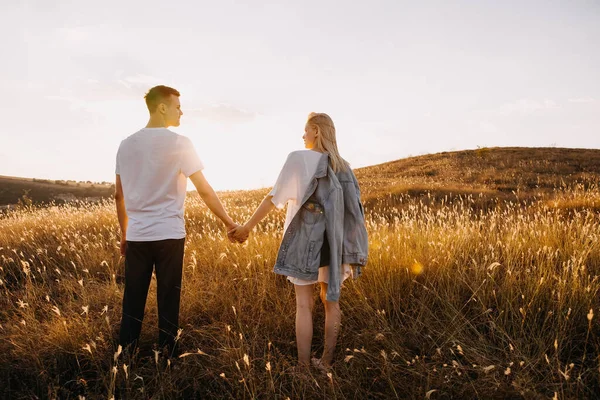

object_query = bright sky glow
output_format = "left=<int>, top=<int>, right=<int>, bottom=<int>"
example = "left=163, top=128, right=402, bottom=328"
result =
left=1, top=0, right=599, bottom=190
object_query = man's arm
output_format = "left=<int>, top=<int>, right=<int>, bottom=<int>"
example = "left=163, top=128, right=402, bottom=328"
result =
left=115, top=174, right=128, bottom=256
left=189, top=170, right=236, bottom=231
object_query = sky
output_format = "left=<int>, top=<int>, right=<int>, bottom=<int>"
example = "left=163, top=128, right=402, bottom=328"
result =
left=1, top=0, right=599, bottom=190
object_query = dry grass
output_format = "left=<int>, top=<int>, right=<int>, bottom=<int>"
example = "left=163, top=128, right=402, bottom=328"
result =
left=1, top=149, right=600, bottom=398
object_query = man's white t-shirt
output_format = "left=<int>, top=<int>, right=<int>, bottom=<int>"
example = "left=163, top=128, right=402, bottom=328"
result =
left=269, top=150, right=323, bottom=233
left=115, top=128, right=204, bottom=241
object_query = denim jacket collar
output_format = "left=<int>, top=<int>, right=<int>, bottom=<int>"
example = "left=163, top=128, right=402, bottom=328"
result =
left=297, top=151, right=329, bottom=206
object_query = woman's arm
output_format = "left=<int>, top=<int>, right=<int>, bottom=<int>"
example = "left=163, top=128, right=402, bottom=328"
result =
left=230, top=195, right=276, bottom=242
left=230, top=152, right=300, bottom=243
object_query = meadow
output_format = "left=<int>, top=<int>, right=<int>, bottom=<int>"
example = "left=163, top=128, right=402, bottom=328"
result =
left=1, top=148, right=599, bottom=399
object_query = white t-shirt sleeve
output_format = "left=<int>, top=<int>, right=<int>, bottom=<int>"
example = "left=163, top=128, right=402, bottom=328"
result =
left=269, top=152, right=303, bottom=209
left=115, top=143, right=122, bottom=175
left=179, top=136, right=204, bottom=177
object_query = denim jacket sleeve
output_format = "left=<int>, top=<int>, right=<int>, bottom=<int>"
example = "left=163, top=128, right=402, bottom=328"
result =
left=324, top=166, right=369, bottom=301
left=324, top=168, right=344, bottom=301
left=338, top=168, right=369, bottom=276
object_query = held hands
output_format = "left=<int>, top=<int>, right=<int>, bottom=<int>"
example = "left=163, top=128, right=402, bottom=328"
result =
left=224, top=219, right=250, bottom=244
left=225, top=222, right=240, bottom=243
left=228, top=224, right=250, bottom=244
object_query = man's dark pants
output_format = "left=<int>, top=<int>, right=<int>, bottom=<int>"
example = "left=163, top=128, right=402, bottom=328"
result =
left=119, top=238, right=185, bottom=355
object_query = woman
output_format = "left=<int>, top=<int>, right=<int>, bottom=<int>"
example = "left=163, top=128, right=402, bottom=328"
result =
left=230, top=112, right=368, bottom=370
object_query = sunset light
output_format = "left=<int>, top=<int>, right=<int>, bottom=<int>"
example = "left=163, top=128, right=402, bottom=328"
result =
left=2, top=1, right=599, bottom=189
left=1, top=1, right=600, bottom=398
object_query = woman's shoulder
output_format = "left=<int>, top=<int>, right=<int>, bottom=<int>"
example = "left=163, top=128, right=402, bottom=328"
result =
left=284, top=150, right=321, bottom=164
left=287, top=149, right=322, bottom=158
left=279, top=151, right=323, bottom=176
left=287, top=150, right=323, bottom=162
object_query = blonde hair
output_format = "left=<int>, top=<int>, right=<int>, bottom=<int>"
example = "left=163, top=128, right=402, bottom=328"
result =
left=306, top=112, right=349, bottom=173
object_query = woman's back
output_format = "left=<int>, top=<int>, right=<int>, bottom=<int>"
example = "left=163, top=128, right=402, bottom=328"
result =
left=270, top=150, right=324, bottom=232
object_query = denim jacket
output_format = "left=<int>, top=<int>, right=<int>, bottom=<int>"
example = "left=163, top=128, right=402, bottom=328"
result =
left=273, top=153, right=369, bottom=301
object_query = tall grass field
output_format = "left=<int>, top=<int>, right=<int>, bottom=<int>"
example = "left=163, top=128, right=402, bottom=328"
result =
left=1, top=148, right=599, bottom=399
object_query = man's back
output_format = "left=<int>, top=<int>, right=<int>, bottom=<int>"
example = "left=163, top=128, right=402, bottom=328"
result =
left=116, top=127, right=203, bottom=241
left=116, top=85, right=236, bottom=356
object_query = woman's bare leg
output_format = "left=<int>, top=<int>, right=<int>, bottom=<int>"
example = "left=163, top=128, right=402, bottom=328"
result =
left=319, top=282, right=341, bottom=367
left=294, top=284, right=315, bottom=366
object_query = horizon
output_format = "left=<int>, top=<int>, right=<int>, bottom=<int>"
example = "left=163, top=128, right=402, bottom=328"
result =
left=2, top=0, right=599, bottom=190
left=3, top=144, right=598, bottom=191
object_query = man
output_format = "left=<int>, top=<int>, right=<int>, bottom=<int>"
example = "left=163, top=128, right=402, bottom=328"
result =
left=114, top=85, right=236, bottom=356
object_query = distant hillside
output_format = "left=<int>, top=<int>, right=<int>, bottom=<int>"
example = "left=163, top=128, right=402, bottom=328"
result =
left=354, top=147, right=600, bottom=207
left=3, top=147, right=600, bottom=208
left=0, top=176, right=113, bottom=207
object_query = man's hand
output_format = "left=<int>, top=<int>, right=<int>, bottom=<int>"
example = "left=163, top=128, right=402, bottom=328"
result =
left=228, top=225, right=250, bottom=244
left=120, top=236, right=127, bottom=256
left=225, top=222, right=240, bottom=243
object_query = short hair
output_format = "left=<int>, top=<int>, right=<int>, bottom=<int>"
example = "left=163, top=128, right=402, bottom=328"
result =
left=144, top=85, right=180, bottom=112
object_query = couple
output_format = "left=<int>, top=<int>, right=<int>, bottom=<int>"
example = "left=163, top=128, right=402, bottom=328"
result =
left=114, top=85, right=368, bottom=371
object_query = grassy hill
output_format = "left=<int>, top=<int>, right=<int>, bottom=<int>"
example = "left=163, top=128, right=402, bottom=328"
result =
left=215, top=147, right=600, bottom=212
left=0, top=175, right=113, bottom=207
left=356, top=146, right=600, bottom=197
left=3, top=147, right=600, bottom=208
